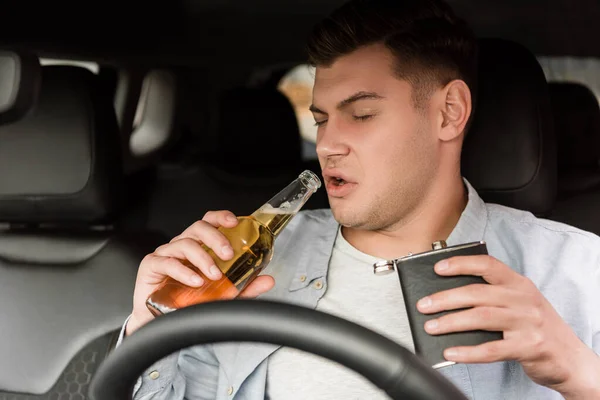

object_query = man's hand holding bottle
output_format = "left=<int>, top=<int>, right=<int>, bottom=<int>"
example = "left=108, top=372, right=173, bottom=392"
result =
left=126, top=210, right=276, bottom=336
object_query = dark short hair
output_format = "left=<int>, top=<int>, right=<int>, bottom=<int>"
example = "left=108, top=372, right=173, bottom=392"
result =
left=307, top=0, right=478, bottom=121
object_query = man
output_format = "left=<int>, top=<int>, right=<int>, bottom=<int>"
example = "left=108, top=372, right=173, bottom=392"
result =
left=120, top=0, right=600, bottom=398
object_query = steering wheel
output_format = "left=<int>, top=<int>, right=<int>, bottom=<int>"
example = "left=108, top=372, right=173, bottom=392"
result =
left=89, top=300, right=467, bottom=400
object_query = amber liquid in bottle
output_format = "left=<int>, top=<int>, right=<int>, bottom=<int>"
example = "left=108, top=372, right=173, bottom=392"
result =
left=146, top=170, right=321, bottom=316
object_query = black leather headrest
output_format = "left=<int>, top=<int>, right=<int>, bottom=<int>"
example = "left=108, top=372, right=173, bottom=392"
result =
left=211, top=87, right=303, bottom=171
left=548, top=82, right=600, bottom=195
left=462, top=38, right=556, bottom=216
left=0, top=50, right=41, bottom=124
left=0, top=66, right=123, bottom=224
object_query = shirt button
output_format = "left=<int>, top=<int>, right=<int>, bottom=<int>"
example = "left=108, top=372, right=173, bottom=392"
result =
left=149, top=370, right=160, bottom=380
left=314, top=280, right=323, bottom=290
left=299, top=275, right=307, bottom=282
left=227, top=386, right=234, bottom=395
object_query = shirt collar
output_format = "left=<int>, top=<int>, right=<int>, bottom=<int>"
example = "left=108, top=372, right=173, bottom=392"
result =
left=446, top=178, right=489, bottom=246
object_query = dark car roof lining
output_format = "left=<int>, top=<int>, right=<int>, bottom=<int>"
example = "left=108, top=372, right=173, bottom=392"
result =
left=0, top=0, right=598, bottom=72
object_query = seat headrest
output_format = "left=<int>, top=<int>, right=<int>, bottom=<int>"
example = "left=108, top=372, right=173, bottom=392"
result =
left=211, top=87, right=303, bottom=171
left=0, top=50, right=41, bottom=124
left=462, top=38, right=556, bottom=216
left=0, top=66, right=123, bottom=224
left=548, top=82, right=600, bottom=195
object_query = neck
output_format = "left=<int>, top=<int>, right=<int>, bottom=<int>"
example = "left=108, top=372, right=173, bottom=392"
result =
left=342, top=173, right=467, bottom=260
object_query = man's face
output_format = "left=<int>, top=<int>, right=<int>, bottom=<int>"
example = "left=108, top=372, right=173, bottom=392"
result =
left=312, top=44, right=441, bottom=230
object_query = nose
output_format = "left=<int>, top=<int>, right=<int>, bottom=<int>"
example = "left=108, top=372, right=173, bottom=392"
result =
left=316, top=120, right=350, bottom=160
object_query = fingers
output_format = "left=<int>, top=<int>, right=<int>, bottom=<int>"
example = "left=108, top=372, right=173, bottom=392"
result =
left=239, top=275, right=275, bottom=299
left=142, top=253, right=206, bottom=287
left=174, top=211, right=238, bottom=243
left=171, top=219, right=235, bottom=262
left=202, top=210, right=239, bottom=227
left=155, top=238, right=223, bottom=280
left=155, top=211, right=239, bottom=285
left=443, top=339, right=519, bottom=364
left=417, top=284, right=518, bottom=314
left=434, top=255, right=522, bottom=286
left=174, top=211, right=236, bottom=241
left=423, top=306, right=516, bottom=335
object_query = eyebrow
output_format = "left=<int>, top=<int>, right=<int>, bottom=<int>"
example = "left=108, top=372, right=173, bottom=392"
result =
left=309, top=91, right=385, bottom=114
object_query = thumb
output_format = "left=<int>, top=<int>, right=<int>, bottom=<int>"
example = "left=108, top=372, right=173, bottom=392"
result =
left=239, top=275, right=275, bottom=298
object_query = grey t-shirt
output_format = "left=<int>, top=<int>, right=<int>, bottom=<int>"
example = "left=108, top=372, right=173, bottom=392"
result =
left=266, top=228, right=415, bottom=399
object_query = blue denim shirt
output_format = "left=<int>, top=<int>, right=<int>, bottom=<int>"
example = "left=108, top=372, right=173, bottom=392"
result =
left=119, top=180, right=600, bottom=399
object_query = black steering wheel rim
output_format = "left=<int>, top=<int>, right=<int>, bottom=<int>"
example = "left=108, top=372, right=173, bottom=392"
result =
left=89, top=300, right=467, bottom=400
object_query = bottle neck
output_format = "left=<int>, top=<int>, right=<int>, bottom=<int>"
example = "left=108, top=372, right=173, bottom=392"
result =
left=251, top=170, right=321, bottom=237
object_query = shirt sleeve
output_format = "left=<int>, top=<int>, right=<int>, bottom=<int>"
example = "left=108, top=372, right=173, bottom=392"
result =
left=113, top=315, right=220, bottom=400
left=115, top=314, right=132, bottom=348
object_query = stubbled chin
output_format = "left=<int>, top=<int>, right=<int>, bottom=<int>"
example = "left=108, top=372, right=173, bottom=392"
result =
left=329, top=201, right=358, bottom=227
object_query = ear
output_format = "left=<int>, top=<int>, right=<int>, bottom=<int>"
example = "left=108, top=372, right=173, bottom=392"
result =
left=438, top=80, right=472, bottom=142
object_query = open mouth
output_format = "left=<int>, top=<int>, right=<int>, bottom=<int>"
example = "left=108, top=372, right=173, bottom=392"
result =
left=323, top=170, right=357, bottom=198
left=330, top=177, right=347, bottom=186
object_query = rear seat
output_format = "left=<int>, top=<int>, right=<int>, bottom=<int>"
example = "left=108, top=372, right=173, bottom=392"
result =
left=147, top=86, right=329, bottom=238
left=548, top=82, right=600, bottom=234
left=550, top=82, right=600, bottom=196
left=0, top=65, right=166, bottom=398
left=461, top=38, right=556, bottom=217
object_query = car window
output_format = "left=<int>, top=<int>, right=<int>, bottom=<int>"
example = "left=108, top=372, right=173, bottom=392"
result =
left=278, top=64, right=318, bottom=160
left=538, top=56, right=600, bottom=102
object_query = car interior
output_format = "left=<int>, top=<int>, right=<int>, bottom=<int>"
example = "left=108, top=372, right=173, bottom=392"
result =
left=0, top=0, right=599, bottom=398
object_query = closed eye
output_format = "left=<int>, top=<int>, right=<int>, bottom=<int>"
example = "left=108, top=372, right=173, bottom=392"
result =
left=353, top=115, right=374, bottom=121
